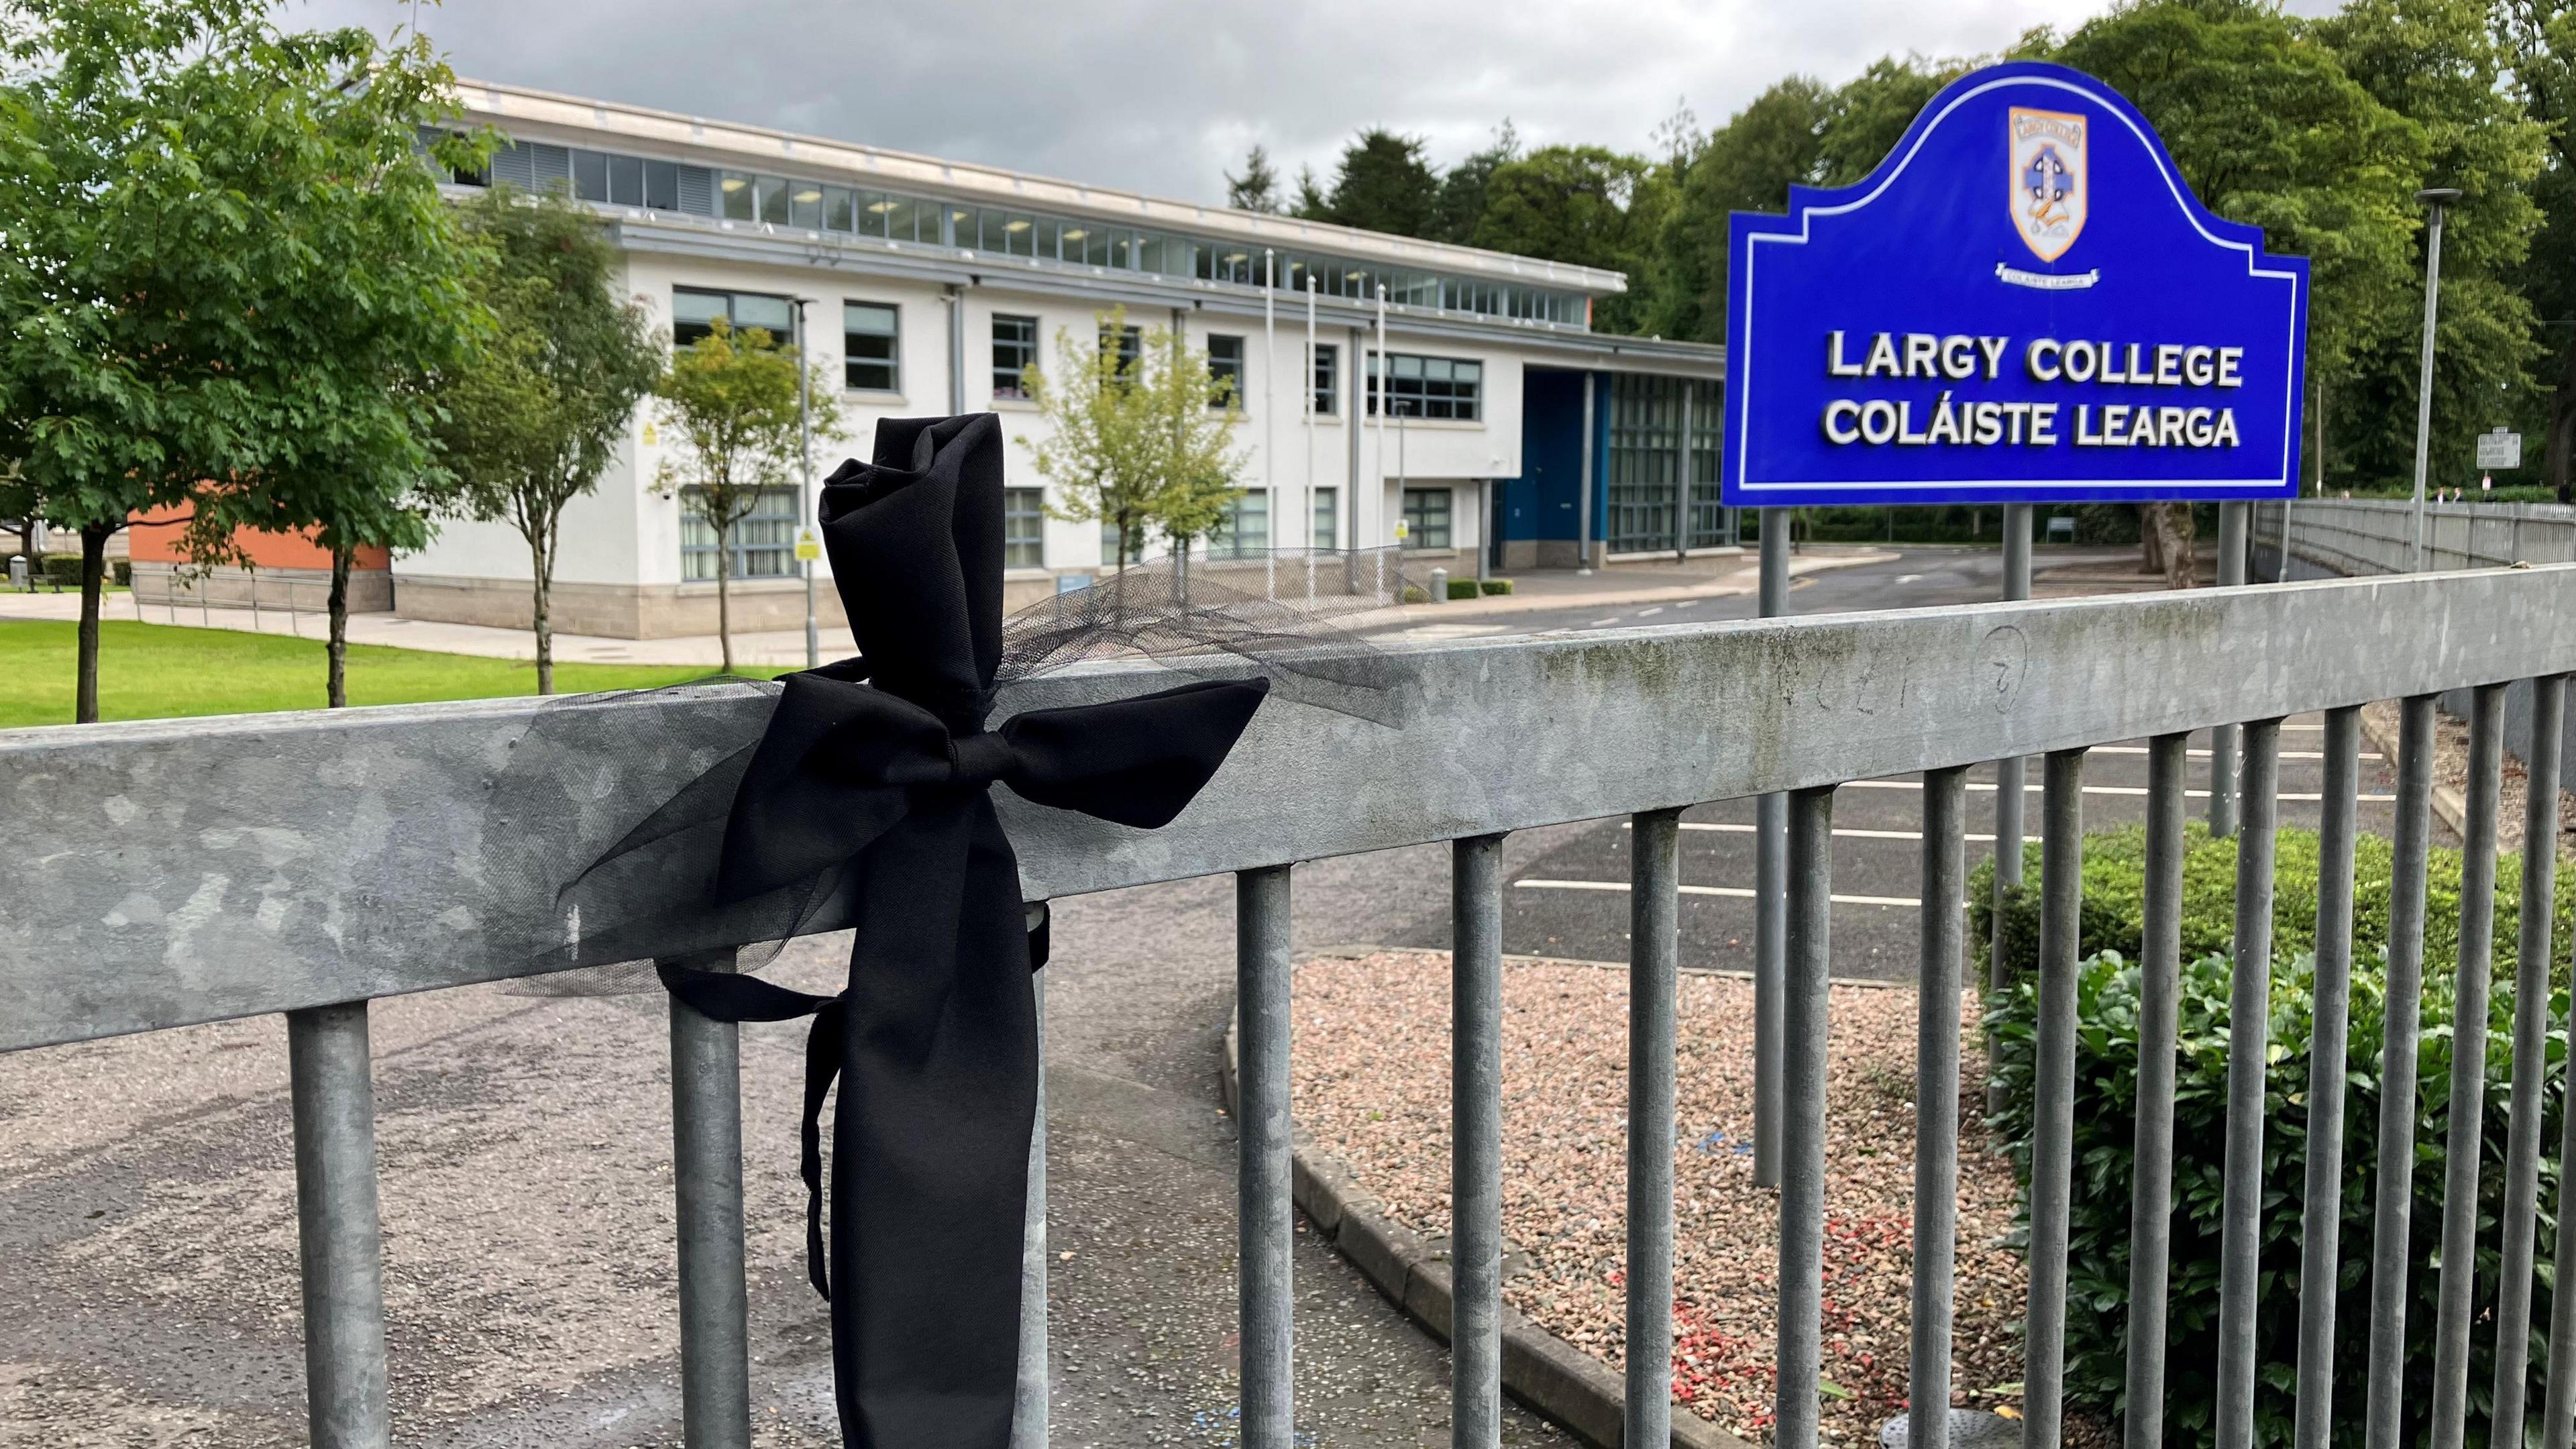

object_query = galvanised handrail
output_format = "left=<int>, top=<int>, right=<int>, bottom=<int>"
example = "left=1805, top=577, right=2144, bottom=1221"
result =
left=5, top=564, right=2576, bottom=1449
left=2256, top=496, right=2576, bottom=577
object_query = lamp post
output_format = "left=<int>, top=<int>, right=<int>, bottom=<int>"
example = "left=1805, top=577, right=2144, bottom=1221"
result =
left=2410, top=187, right=2462, bottom=572
left=794, top=297, right=820, bottom=669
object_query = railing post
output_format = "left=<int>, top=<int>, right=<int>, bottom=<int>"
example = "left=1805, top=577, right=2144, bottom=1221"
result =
left=1911, top=769, right=1967, bottom=1449
left=667, top=949, right=751, bottom=1449
left=1014, top=971, right=1050, bottom=1449
left=2214, top=720, right=2281, bottom=1449
left=1238, top=865, right=1296, bottom=1449
left=1776, top=786, right=1835, bottom=1449
left=2366, top=696, right=2438, bottom=1449
left=2431, top=687, right=2508, bottom=1449
left=286, top=1000, right=391, bottom=1449
left=1628, top=808, right=1682, bottom=1449
left=1453, top=834, right=1507, bottom=1449
left=1990, top=504, right=2032, bottom=1113
left=2496, top=676, right=2565, bottom=1449
left=2293, top=709, right=2361, bottom=1449
left=1756, top=517, right=1790, bottom=1189
left=2125, top=735, right=2188, bottom=1449
left=2023, top=750, right=2084, bottom=1449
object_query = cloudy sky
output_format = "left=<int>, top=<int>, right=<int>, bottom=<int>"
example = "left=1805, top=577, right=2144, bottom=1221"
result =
left=292, top=0, right=2341, bottom=205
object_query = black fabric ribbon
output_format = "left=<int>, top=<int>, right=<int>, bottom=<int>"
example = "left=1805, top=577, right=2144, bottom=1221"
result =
left=661, top=413, right=1269, bottom=1448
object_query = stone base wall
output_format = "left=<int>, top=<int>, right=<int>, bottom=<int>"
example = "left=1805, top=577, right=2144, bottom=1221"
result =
left=130, top=561, right=390, bottom=614
left=392, top=571, right=1068, bottom=639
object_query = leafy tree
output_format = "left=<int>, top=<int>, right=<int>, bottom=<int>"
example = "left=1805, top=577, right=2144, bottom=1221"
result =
left=0, top=0, right=486, bottom=720
left=2045, top=0, right=2426, bottom=498
left=1817, top=56, right=1979, bottom=185
left=2310, top=0, right=2545, bottom=494
left=1291, top=164, right=1332, bottom=219
left=1301, top=128, right=1443, bottom=238
left=1018, top=306, right=1244, bottom=569
left=1473, top=146, right=1675, bottom=335
left=1226, top=144, right=1283, bottom=213
left=653, top=318, right=843, bottom=674
left=2500, top=0, right=2576, bottom=499
left=1652, top=77, right=1831, bottom=343
left=432, top=185, right=663, bottom=694
left=1434, top=121, right=1519, bottom=244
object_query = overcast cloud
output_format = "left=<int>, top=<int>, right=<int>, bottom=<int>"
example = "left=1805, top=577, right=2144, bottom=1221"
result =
left=290, top=0, right=2341, bottom=205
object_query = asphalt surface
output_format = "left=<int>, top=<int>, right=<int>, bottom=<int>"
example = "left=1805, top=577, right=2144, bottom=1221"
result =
left=0, top=545, right=2412, bottom=1448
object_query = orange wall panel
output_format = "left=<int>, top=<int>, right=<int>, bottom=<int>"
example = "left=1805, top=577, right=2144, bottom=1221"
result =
left=127, top=506, right=388, bottom=570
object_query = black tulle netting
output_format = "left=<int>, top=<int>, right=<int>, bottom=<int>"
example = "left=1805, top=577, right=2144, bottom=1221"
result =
left=491, top=545, right=1415, bottom=996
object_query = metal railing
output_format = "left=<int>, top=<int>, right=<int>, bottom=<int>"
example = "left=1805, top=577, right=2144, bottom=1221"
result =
left=129, top=564, right=336, bottom=633
left=7, top=565, right=2576, bottom=1449
left=2254, top=496, right=2576, bottom=577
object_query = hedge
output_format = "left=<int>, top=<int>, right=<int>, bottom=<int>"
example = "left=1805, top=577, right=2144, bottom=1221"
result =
left=31, top=554, right=131, bottom=588
left=1988, top=945, right=2564, bottom=1449
left=1972, top=823, right=2576, bottom=994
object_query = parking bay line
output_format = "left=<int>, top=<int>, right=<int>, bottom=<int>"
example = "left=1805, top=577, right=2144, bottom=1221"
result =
left=1838, top=780, right=2394, bottom=802
left=1626, top=822, right=1998, bottom=843
left=1514, top=879, right=1928, bottom=909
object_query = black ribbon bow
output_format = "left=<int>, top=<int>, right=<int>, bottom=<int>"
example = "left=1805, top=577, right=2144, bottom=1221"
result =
left=661, top=414, right=1268, bottom=1448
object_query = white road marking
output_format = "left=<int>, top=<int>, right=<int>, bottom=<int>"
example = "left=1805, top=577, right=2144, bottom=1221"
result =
left=2088, top=745, right=2379, bottom=762
left=1623, top=822, right=1999, bottom=843
left=1515, top=879, right=1927, bottom=908
left=1590, top=616, right=1622, bottom=627
left=1636, top=606, right=1664, bottom=618
left=1837, top=779, right=2393, bottom=802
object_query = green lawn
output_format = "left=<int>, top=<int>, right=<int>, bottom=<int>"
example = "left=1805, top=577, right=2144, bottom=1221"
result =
left=0, top=619, right=779, bottom=729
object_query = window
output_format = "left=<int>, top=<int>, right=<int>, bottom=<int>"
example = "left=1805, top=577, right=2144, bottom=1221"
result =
left=674, top=288, right=796, bottom=350
left=1208, top=490, right=1269, bottom=559
left=1100, top=323, right=1142, bottom=372
left=573, top=148, right=609, bottom=203
left=1368, top=352, right=1483, bottom=421
left=1402, top=488, right=1452, bottom=549
left=719, top=170, right=755, bottom=221
left=680, top=486, right=800, bottom=581
left=1311, top=487, right=1339, bottom=549
left=1205, top=335, right=1245, bottom=408
left=1310, top=343, right=1339, bottom=416
left=1004, top=488, right=1045, bottom=568
left=608, top=154, right=644, bottom=207
left=645, top=159, right=680, bottom=211
left=992, top=315, right=1040, bottom=400
left=844, top=302, right=900, bottom=392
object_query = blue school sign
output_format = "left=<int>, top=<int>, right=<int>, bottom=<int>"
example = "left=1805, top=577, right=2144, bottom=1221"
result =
left=1721, top=62, right=2309, bottom=506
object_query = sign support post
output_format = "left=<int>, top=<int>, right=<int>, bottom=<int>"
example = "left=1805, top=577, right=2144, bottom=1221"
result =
left=1991, top=504, right=2031, bottom=1028
left=2210, top=501, right=2249, bottom=835
left=1753, top=513, right=1788, bottom=1190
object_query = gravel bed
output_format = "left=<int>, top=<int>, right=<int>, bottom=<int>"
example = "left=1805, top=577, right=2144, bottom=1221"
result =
left=2361, top=696, right=2576, bottom=855
left=1291, top=951, right=2035, bottom=1446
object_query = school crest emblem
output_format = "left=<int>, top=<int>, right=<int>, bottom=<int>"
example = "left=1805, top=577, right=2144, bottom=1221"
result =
left=2008, top=107, right=2086, bottom=262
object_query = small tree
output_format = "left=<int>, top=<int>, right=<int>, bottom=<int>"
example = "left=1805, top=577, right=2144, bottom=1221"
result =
left=434, top=186, right=663, bottom=693
left=653, top=317, right=841, bottom=674
left=1021, top=306, right=1244, bottom=570
left=0, top=0, right=486, bottom=719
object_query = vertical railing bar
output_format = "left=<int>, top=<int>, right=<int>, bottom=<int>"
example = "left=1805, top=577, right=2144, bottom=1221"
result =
left=1756, top=788, right=1787, bottom=1190
left=2365, top=695, right=2438, bottom=1449
left=2504, top=677, right=2567, bottom=1449
left=1627, top=808, right=1682, bottom=1449
left=1453, top=833, right=1508, bottom=1449
left=2214, top=719, right=2281, bottom=1449
left=287, top=1000, right=392, bottom=1449
left=666, top=948, right=751, bottom=1449
left=2210, top=503, right=2250, bottom=837
left=2292, top=710, right=2361, bottom=1449
left=1238, top=865, right=1297, bottom=1449
left=2123, top=734, right=2188, bottom=1449
left=1012, top=968, right=1049, bottom=1449
left=2022, top=749, right=2084, bottom=1449
left=2540, top=680, right=2576, bottom=1449
left=1775, top=786, right=1836, bottom=1449
left=1911, top=769, right=1967, bottom=1449
left=2430, top=686, right=2508, bottom=1449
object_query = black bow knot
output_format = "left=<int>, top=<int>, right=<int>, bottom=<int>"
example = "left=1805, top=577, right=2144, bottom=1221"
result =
left=662, top=413, right=1269, bottom=1449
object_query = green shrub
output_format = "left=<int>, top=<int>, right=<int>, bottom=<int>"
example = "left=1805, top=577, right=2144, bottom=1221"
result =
left=1480, top=578, right=1513, bottom=596
left=40, top=553, right=80, bottom=586
left=1988, top=947, right=2561, bottom=1449
left=1446, top=577, right=1480, bottom=600
left=1401, top=585, right=1428, bottom=604
left=115, top=560, right=132, bottom=586
left=1971, top=823, right=2576, bottom=994
left=2072, top=503, right=2143, bottom=546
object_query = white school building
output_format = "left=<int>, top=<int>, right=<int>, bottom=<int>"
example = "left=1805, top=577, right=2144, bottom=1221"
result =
left=399, top=80, right=1730, bottom=638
